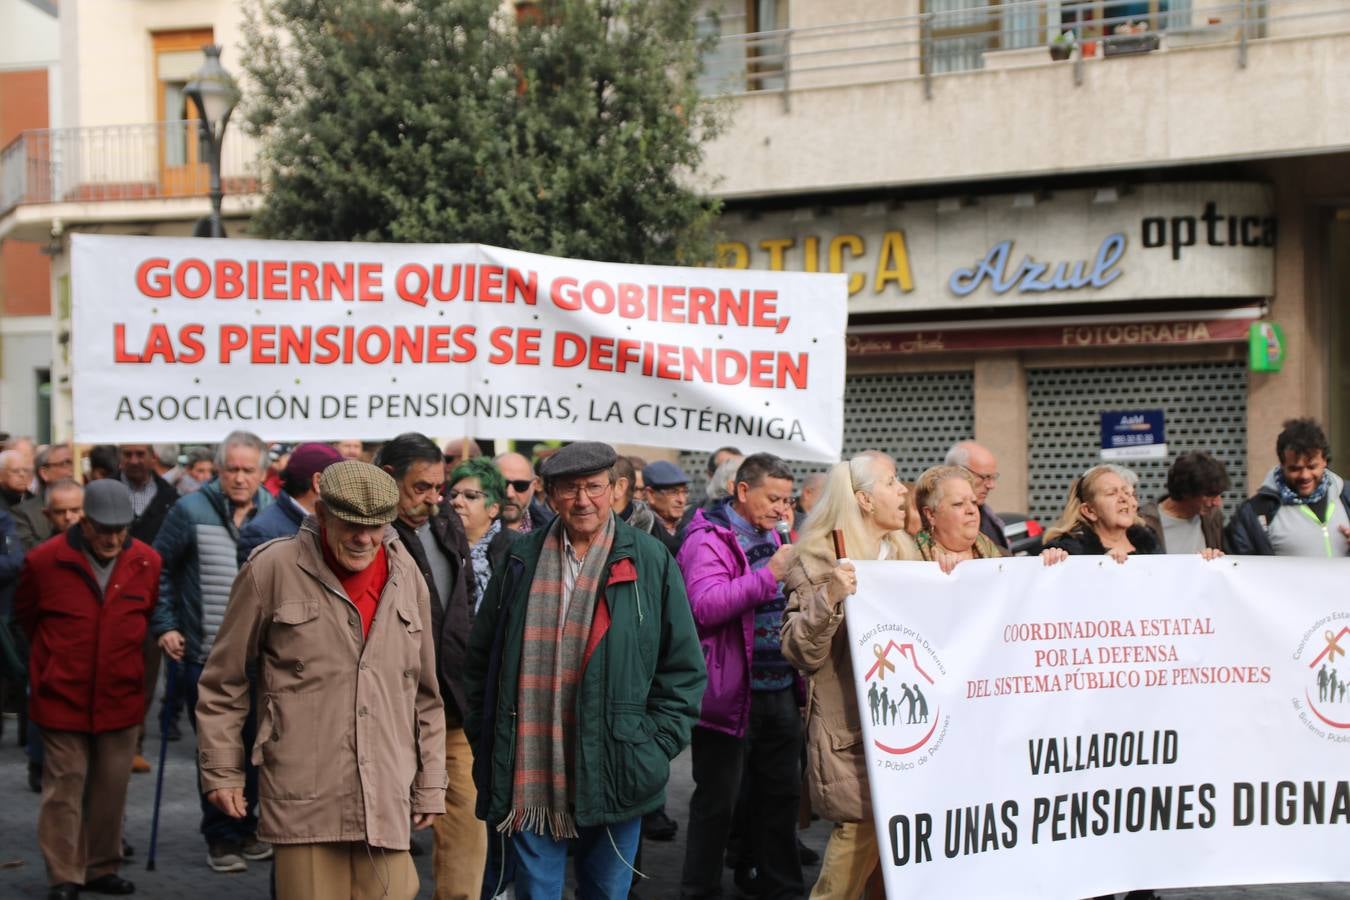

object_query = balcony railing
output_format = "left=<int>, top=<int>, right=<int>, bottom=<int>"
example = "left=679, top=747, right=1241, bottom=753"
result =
left=700, top=0, right=1349, bottom=100
left=0, top=120, right=261, bottom=217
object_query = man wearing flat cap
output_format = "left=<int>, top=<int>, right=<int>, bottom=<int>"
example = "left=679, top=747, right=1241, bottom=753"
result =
left=465, top=441, right=706, bottom=897
left=16, top=479, right=161, bottom=900
left=196, top=460, right=448, bottom=900
left=643, top=460, right=692, bottom=554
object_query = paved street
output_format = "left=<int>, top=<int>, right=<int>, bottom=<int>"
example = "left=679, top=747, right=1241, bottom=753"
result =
left=1, top=711, right=1347, bottom=899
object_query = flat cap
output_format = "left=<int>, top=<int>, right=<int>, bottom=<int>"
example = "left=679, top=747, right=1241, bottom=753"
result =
left=318, top=460, right=399, bottom=526
left=644, top=460, right=689, bottom=488
left=539, top=441, right=618, bottom=482
left=84, top=479, right=134, bottom=528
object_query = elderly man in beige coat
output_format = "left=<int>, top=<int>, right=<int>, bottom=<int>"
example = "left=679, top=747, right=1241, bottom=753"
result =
left=197, top=460, right=447, bottom=900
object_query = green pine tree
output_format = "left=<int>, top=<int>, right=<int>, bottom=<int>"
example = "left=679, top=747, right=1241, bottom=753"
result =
left=241, top=0, right=724, bottom=265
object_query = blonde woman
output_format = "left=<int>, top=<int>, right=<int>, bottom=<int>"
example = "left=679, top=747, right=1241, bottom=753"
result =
left=912, top=465, right=1007, bottom=562
left=780, top=452, right=920, bottom=899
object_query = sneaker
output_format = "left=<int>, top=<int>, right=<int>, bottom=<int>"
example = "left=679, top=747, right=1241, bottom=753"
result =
left=240, top=836, right=274, bottom=861
left=207, top=840, right=248, bottom=873
left=131, top=754, right=151, bottom=774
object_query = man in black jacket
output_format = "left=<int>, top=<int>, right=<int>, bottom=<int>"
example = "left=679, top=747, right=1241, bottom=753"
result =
left=374, top=433, right=479, bottom=899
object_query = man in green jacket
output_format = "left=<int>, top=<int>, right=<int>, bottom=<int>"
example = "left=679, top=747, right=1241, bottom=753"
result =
left=464, top=441, right=706, bottom=899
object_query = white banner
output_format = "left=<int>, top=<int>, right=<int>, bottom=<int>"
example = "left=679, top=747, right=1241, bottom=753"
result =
left=844, top=556, right=1350, bottom=899
left=70, top=235, right=847, bottom=459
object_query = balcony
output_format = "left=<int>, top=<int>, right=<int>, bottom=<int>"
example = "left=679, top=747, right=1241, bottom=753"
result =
left=700, top=0, right=1350, bottom=197
left=0, top=120, right=261, bottom=231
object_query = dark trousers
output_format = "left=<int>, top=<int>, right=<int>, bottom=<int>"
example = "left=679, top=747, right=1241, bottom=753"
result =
left=681, top=687, right=803, bottom=900
left=182, top=661, right=260, bottom=844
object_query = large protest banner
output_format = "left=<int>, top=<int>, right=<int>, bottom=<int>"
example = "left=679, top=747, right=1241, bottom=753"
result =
left=70, top=235, right=847, bottom=459
left=844, top=556, right=1350, bottom=899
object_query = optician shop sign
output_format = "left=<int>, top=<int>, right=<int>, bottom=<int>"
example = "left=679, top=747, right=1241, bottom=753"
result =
left=716, top=182, right=1274, bottom=314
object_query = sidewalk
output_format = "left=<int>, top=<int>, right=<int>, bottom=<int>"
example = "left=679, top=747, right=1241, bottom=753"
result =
left=1, top=716, right=1347, bottom=898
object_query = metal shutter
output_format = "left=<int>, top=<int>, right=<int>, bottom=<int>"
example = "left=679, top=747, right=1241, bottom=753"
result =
left=681, top=370, right=975, bottom=497
left=1026, top=362, right=1249, bottom=524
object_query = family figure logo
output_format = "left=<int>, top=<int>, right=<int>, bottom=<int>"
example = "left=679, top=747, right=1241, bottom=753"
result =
left=1306, top=626, right=1350, bottom=730
left=864, top=637, right=943, bottom=755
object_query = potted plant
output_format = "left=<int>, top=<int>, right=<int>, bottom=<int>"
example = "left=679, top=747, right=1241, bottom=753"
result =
left=1048, top=30, right=1075, bottom=61
left=1104, top=20, right=1161, bottom=56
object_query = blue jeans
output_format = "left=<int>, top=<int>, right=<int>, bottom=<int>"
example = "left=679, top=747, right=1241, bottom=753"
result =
left=482, top=817, right=642, bottom=900
left=182, top=661, right=260, bottom=844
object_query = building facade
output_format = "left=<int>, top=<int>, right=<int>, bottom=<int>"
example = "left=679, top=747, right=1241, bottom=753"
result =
left=694, top=0, right=1350, bottom=516
left=1, top=0, right=1346, bottom=518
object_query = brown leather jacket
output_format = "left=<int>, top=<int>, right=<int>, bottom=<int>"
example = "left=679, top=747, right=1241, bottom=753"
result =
left=781, top=536, right=920, bottom=823
left=196, top=518, right=447, bottom=850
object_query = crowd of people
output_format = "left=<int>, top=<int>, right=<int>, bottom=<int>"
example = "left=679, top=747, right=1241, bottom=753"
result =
left=0, top=414, right=1345, bottom=900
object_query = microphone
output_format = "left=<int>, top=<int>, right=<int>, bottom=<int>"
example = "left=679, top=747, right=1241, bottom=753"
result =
left=775, top=519, right=793, bottom=545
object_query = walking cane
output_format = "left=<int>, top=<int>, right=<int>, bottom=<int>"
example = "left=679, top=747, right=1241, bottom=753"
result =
left=146, top=657, right=177, bottom=871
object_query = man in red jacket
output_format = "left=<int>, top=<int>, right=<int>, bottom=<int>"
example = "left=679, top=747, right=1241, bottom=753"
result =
left=16, top=479, right=161, bottom=900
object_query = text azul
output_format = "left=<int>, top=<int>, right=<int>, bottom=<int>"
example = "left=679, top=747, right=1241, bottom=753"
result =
left=948, top=233, right=1126, bottom=297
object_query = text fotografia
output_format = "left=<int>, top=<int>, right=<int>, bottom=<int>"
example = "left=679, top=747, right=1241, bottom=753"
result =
left=885, top=779, right=1350, bottom=868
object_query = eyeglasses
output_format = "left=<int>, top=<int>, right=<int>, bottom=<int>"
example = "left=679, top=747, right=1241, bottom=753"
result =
left=505, top=479, right=534, bottom=494
left=552, top=480, right=611, bottom=501
left=447, top=489, right=487, bottom=502
left=962, top=466, right=1000, bottom=483
left=650, top=485, right=690, bottom=497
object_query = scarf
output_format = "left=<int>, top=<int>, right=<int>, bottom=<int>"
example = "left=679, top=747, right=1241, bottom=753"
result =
left=1275, top=469, right=1331, bottom=506
left=319, top=525, right=389, bottom=637
left=469, top=519, right=501, bottom=613
left=500, top=511, right=616, bottom=839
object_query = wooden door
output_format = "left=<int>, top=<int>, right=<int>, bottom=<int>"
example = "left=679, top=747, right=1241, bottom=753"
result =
left=153, top=29, right=214, bottom=196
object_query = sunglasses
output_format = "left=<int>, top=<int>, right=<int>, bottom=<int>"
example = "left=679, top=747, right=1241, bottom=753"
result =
left=505, top=479, right=534, bottom=493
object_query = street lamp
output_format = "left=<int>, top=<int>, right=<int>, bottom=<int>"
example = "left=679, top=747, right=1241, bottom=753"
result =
left=184, top=44, right=240, bottom=238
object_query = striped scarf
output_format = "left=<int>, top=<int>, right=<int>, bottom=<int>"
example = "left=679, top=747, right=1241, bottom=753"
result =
left=499, top=511, right=616, bottom=839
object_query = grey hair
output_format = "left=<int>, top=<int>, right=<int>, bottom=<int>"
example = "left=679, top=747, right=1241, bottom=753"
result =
left=0, top=449, right=22, bottom=470
left=707, top=456, right=743, bottom=501
left=214, top=431, right=267, bottom=469
left=1105, top=464, right=1139, bottom=487
left=153, top=443, right=180, bottom=466
left=944, top=441, right=976, bottom=468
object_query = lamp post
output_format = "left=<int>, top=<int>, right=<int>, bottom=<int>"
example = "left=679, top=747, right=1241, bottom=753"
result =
left=184, top=44, right=240, bottom=238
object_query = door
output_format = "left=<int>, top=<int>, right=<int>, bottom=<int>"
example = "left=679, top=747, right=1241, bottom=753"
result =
left=153, top=29, right=214, bottom=196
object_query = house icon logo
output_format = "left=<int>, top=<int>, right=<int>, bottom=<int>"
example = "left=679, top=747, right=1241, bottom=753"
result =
left=863, top=637, right=944, bottom=756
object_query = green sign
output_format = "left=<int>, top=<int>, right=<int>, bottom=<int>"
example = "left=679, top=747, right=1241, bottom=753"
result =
left=1248, top=321, right=1285, bottom=372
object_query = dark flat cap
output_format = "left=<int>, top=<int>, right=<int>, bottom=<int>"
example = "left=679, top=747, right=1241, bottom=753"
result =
left=539, top=442, right=617, bottom=482
left=319, top=460, right=399, bottom=526
left=644, top=460, right=689, bottom=488
left=84, top=479, right=134, bottom=528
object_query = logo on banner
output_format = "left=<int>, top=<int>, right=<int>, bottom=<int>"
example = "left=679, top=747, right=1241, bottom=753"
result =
left=1304, top=624, right=1350, bottom=731
left=863, top=635, right=945, bottom=755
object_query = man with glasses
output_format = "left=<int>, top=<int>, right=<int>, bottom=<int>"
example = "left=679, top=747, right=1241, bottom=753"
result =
left=17, top=479, right=160, bottom=900
left=644, top=460, right=692, bottom=554
left=678, top=453, right=801, bottom=900
left=375, top=433, right=479, bottom=900
left=494, top=451, right=556, bottom=535
left=946, top=440, right=1010, bottom=554
left=151, top=430, right=273, bottom=875
left=465, top=441, right=705, bottom=898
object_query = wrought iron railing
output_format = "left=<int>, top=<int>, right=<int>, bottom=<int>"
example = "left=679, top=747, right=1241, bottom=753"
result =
left=0, top=120, right=260, bottom=216
left=699, top=0, right=1348, bottom=100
